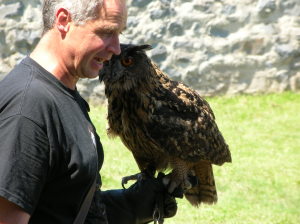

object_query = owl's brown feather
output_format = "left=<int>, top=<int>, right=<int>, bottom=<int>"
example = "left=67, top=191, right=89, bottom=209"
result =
left=100, top=44, right=231, bottom=206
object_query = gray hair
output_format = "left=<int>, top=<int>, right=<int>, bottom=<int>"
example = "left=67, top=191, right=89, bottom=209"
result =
left=42, top=0, right=103, bottom=34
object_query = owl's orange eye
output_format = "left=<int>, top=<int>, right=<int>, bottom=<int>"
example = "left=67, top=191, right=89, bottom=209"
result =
left=121, top=57, right=134, bottom=67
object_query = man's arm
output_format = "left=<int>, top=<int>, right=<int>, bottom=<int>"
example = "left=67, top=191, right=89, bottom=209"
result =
left=0, top=197, right=30, bottom=224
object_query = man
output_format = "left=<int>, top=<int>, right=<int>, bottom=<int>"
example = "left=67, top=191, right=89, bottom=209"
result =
left=0, top=0, right=177, bottom=223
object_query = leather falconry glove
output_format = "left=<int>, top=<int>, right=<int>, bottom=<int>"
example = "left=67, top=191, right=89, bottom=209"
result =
left=100, top=172, right=177, bottom=224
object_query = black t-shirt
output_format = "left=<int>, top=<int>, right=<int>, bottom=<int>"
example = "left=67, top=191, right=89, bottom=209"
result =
left=0, top=57, right=104, bottom=223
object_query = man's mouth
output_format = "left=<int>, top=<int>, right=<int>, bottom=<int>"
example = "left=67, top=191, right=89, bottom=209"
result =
left=94, top=56, right=104, bottom=65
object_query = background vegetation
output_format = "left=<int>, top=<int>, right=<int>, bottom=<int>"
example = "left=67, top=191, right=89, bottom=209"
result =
left=90, top=92, right=300, bottom=224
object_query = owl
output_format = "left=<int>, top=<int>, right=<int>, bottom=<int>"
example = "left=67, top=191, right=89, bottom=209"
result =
left=99, top=44, right=231, bottom=206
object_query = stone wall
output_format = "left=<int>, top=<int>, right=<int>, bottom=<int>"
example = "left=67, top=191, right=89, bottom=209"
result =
left=0, top=0, right=42, bottom=75
left=1, top=0, right=300, bottom=103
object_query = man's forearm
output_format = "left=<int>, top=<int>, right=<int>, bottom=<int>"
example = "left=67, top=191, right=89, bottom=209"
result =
left=0, top=197, right=30, bottom=224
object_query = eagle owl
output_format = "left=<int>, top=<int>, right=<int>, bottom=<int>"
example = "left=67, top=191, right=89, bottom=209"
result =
left=99, top=44, right=231, bottom=206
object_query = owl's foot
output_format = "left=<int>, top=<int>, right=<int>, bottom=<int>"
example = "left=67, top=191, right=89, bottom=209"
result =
left=122, top=167, right=156, bottom=188
left=162, top=172, right=198, bottom=197
left=121, top=172, right=145, bottom=189
left=169, top=177, right=192, bottom=193
left=162, top=175, right=189, bottom=194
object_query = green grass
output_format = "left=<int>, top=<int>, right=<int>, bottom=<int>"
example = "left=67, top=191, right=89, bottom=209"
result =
left=89, top=92, right=300, bottom=224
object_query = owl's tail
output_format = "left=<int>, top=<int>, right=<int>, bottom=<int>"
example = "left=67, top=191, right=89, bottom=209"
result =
left=184, top=161, right=218, bottom=206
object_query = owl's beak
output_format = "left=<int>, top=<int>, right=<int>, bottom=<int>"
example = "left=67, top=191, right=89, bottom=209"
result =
left=99, top=60, right=110, bottom=83
left=99, top=73, right=104, bottom=83
left=99, top=69, right=104, bottom=83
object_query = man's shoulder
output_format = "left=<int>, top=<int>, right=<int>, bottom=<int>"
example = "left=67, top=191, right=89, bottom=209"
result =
left=0, top=62, right=60, bottom=121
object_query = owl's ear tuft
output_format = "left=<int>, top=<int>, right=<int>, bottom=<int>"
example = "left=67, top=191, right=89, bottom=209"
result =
left=138, top=44, right=152, bottom=51
left=121, top=43, right=152, bottom=54
left=130, top=44, right=152, bottom=53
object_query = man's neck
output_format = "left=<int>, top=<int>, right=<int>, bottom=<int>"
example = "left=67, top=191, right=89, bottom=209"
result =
left=30, top=32, right=78, bottom=90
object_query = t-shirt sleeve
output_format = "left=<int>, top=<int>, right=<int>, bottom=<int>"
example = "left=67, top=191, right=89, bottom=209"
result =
left=0, top=115, right=49, bottom=214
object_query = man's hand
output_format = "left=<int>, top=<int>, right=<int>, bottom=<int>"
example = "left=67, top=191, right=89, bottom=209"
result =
left=100, top=173, right=178, bottom=224
left=123, top=172, right=177, bottom=223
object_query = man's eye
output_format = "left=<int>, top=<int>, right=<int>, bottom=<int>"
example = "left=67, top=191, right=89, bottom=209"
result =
left=96, top=30, right=114, bottom=37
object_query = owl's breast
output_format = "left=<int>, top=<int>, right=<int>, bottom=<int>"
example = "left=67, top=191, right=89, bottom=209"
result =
left=108, top=93, right=168, bottom=170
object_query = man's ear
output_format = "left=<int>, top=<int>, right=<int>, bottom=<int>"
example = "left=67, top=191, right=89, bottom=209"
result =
left=55, top=8, right=71, bottom=36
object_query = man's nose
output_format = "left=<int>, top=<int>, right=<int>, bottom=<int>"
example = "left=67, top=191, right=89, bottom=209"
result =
left=107, top=34, right=121, bottom=55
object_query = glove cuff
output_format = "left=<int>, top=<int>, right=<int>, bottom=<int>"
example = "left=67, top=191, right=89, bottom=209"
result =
left=100, top=189, right=136, bottom=224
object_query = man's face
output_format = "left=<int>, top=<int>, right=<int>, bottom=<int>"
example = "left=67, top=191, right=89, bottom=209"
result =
left=65, top=0, right=127, bottom=79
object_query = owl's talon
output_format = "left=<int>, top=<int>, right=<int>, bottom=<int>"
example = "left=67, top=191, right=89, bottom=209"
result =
left=187, top=174, right=199, bottom=187
left=121, top=173, right=145, bottom=189
left=183, top=180, right=192, bottom=190
left=166, top=175, right=193, bottom=194
left=162, top=176, right=171, bottom=186
left=121, top=177, right=129, bottom=189
left=167, top=180, right=182, bottom=194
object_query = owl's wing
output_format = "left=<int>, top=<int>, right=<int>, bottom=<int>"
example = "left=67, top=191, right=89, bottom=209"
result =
left=145, top=80, right=231, bottom=165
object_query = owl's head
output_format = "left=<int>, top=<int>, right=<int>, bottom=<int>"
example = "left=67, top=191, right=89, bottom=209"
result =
left=99, top=44, right=153, bottom=91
